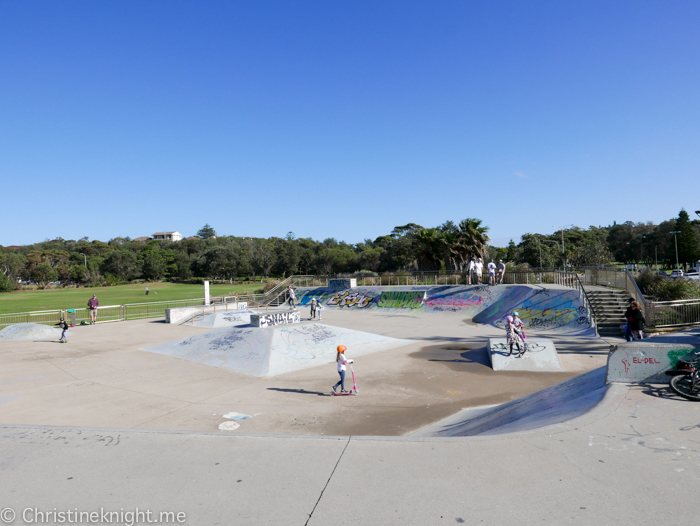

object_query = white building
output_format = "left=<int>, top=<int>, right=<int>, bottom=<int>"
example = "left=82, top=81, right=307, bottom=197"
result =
left=152, top=231, right=183, bottom=242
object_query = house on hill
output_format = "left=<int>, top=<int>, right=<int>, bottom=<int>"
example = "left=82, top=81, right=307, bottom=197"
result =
left=152, top=231, right=182, bottom=242
left=133, top=236, right=152, bottom=243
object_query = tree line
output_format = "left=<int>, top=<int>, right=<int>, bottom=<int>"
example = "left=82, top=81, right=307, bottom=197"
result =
left=0, top=220, right=488, bottom=290
left=509, top=209, right=700, bottom=269
left=1, top=210, right=699, bottom=292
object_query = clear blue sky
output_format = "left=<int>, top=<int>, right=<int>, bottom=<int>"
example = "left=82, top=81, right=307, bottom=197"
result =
left=1, top=1, right=699, bottom=247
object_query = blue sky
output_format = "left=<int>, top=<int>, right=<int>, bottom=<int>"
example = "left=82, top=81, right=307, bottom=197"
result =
left=1, top=1, right=698, bottom=247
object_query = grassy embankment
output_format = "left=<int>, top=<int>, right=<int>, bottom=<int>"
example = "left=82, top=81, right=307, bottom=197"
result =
left=0, top=282, right=260, bottom=315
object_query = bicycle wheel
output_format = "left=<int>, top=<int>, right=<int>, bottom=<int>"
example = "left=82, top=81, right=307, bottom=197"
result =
left=669, top=375, right=700, bottom=402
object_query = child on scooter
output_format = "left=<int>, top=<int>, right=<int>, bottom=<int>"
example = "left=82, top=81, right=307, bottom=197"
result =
left=332, top=345, right=353, bottom=393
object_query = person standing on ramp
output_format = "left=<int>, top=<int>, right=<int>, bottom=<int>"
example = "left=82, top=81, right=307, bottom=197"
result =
left=288, top=286, right=296, bottom=310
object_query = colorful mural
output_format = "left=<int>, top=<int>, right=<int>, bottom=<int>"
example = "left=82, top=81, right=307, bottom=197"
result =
left=328, top=290, right=375, bottom=308
left=377, top=291, right=426, bottom=309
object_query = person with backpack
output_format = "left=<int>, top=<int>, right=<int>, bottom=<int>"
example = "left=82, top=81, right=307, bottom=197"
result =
left=310, top=297, right=318, bottom=320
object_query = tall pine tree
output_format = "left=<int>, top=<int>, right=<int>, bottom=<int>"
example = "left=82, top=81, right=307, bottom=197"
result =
left=675, top=210, right=700, bottom=265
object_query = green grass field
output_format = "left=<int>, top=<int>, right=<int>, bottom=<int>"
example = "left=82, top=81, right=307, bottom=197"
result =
left=0, top=283, right=261, bottom=315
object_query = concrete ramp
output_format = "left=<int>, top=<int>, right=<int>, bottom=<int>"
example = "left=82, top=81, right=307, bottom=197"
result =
left=184, top=310, right=259, bottom=329
left=0, top=323, right=62, bottom=341
left=413, top=367, right=611, bottom=437
left=488, top=338, right=563, bottom=371
left=142, top=323, right=411, bottom=377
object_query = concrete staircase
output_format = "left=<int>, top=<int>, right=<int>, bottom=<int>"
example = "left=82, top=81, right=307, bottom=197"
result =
left=584, top=288, right=630, bottom=337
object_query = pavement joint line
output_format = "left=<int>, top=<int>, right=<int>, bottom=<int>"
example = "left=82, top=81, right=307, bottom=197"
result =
left=304, top=436, right=351, bottom=526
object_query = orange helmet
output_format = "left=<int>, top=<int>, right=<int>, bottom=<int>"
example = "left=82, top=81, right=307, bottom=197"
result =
left=337, top=345, right=347, bottom=353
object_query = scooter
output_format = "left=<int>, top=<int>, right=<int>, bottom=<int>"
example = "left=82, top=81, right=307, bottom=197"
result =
left=331, top=365, right=359, bottom=396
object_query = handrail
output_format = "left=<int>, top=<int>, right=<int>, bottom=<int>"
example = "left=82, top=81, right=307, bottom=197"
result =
left=571, top=272, right=597, bottom=334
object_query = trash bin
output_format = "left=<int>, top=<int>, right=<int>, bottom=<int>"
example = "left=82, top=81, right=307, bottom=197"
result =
left=67, top=309, right=76, bottom=327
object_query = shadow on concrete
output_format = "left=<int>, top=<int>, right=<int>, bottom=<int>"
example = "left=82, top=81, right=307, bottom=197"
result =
left=631, top=383, right=680, bottom=401
left=410, top=344, right=492, bottom=368
left=266, top=388, right=329, bottom=397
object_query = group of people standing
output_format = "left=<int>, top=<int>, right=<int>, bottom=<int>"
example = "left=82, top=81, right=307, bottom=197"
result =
left=467, top=258, right=506, bottom=285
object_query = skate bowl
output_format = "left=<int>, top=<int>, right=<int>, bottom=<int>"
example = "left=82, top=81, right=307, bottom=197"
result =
left=488, top=338, right=563, bottom=372
left=412, top=366, right=618, bottom=437
left=294, top=284, right=596, bottom=336
left=0, top=323, right=63, bottom=341
left=142, top=323, right=411, bottom=377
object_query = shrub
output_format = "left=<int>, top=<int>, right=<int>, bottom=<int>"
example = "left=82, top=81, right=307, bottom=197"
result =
left=636, top=269, right=700, bottom=301
left=0, top=273, right=15, bottom=293
left=263, top=280, right=280, bottom=294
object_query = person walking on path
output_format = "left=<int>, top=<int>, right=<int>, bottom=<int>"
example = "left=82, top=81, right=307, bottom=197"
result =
left=87, top=295, right=99, bottom=325
left=145, top=285, right=149, bottom=295
left=497, top=260, right=506, bottom=284
left=287, top=286, right=296, bottom=310
left=310, top=297, right=318, bottom=319
left=332, top=345, right=354, bottom=393
left=474, top=258, right=484, bottom=285
left=467, top=258, right=476, bottom=285
left=56, top=317, right=69, bottom=343
left=488, top=260, right=497, bottom=285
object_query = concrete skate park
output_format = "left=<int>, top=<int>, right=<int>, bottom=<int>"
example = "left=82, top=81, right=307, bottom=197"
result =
left=2, top=281, right=700, bottom=525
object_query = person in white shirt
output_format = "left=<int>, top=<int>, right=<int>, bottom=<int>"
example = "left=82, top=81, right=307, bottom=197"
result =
left=474, top=258, right=484, bottom=284
left=332, top=345, right=353, bottom=393
left=466, top=258, right=476, bottom=285
left=488, top=260, right=497, bottom=285
left=288, top=286, right=296, bottom=310
left=497, top=260, right=506, bottom=284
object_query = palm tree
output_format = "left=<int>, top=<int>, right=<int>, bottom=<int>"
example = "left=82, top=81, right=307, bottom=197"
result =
left=414, top=228, right=445, bottom=271
left=452, top=218, right=490, bottom=270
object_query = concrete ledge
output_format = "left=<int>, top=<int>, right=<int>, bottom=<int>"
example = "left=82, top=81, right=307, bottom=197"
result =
left=164, top=306, right=200, bottom=324
left=606, top=341, right=698, bottom=384
left=487, top=337, right=563, bottom=371
left=250, top=311, right=301, bottom=328
left=165, top=302, right=249, bottom=324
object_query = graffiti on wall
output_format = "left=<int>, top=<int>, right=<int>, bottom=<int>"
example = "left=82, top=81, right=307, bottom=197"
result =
left=377, top=291, right=426, bottom=309
left=251, top=311, right=301, bottom=328
left=505, top=290, right=591, bottom=331
left=328, top=290, right=375, bottom=308
left=425, top=292, right=484, bottom=308
left=296, top=288, right=332, bottom=306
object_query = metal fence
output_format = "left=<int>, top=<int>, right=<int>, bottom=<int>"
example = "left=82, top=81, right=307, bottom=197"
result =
left=0, top=309, right=64, bottom=330
left=645, top=299, right=700, bottom=329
